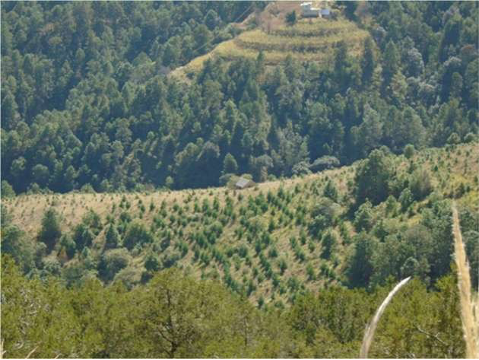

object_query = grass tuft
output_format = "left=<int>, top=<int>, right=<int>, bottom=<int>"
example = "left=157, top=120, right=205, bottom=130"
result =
left=360, top=277, right=411, bottom=358
left=452, top=203, right=479, bottom=359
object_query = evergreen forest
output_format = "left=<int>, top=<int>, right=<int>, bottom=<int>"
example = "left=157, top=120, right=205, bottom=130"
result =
left=1, top=1, right=478, bottom=358
left=2, top=1, right=478, bottom=193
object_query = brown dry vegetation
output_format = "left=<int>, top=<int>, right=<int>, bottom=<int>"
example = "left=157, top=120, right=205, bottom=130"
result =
left=4, top=166, right=344, bottom=234
left=237, top=1, right=303, bottom=32
left=4, top=143, right=478, bottom=238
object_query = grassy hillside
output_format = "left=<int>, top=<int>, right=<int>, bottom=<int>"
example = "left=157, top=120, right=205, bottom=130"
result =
left=3, top=143, right=478, bottom=306
left=172, top=2, right=369, bottom=78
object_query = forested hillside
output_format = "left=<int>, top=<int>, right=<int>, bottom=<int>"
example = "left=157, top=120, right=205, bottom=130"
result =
left=2, top=1, right=478, bottom=193
left=2, top=1, right=479, bottom=358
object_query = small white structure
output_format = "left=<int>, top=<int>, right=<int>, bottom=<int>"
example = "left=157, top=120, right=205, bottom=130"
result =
left=301, top=2, right=331, bottom=19
left=320, top=8, right=331, bottom=18
left=301, top=2, right=321, bottom=18
left=235, top=177, right=254, bottom=190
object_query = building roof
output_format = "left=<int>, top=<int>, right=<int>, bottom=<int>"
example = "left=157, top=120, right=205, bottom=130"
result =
left=321, top=9, right=330, bottom=15
left=235, top=177, right=251, bottom=188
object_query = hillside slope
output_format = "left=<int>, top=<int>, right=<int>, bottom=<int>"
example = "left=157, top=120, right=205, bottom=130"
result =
left=172, top=2, right=369, bottom=78
left=2, top=2, right=477, bottom=196
left=3, top=143, right=478, bottom=306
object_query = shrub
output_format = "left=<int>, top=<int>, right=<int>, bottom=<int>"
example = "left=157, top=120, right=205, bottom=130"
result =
left=1, top=181, right=15, bottom=198
left=353, top=201, right=374, bottom=232
left=100, top=248, right=131, bottom=281
left=73, top=223, right=94, bottom=251
left=278, top=258, right=288, bottom=274
left=409, top=169, right=433, bottom=201
left=294, top=247, right=306, bottom=262
left=59, top=234, right=76, bottom=259
left=309, top=198, right=340, bottom=236
left=286, top=10, right=297, bottom=26
left=144, top=252, right=160, bottom=272
left=323, top=180, right=339, bottom=201
left=464, top=132, right=476, bottom=143
left=105, top=224, right=121, bottom=249
left=399, top=188, right=414, bottom=211
left=321, top=231, right=337, bottom=259
left=404, top=144, right=415, bottom=159
left=268, top=246, right=278, bottom=258
left=310, top=156, right=340, bottom=172
left=123, top=220, right=153, bottom=250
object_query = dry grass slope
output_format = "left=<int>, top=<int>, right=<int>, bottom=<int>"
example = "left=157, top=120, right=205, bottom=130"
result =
left=2, top=144, right=478, bottom=305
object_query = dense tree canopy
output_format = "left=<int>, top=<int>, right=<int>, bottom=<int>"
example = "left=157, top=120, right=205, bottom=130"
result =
left=1, top=255, right=466, bottom=358
left=1, top=1, right=477, bottom=193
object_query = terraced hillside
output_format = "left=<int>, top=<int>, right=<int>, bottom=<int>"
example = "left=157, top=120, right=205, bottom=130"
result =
left=172, top=3, right=369, bottom=78
left=3, top=144, right=478, bottom=307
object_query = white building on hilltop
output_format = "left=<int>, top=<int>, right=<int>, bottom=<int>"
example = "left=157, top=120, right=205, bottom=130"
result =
left=301, top=2, right=331, bottom=18
left=301, top=2, right=321, bottom=17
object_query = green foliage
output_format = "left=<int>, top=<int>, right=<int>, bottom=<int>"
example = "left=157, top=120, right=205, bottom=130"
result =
left=353, top=201, right=374, bottom=232
left=404, top=144, right=415, bottom=159
left=321, top=231, right=337, bottom=259
left=385, top=195, right=398, bottom=216
left=2, top=254, right=465, bottom=358
left=1, top=224, right=36, bottom=273
left=2, top=143, right=476, bottom=310
left=399, top=188, right=414, bottom=211
left=123, top=220, right=153, bottom=250
left=222, top=153, right=238, bottom=175
left=323, top=179, right=339, bottom=202
left=278, top=258, right=288, bottom=275
left=346, top=232, right=378, bottom=288
left=99, top=249, right=131, bottom=282
left=105, top=224, right=121, bottom=249
left=464, top=133, right=476, bottom=143
left=82, top=210, right=103, bottom=235
left=309, top=198, right=339, bottom=237
left=286, top=10, right=297, bottom=26
left=1, top=2, right=478, bottom=343
left=1, top=180, right=15, bottom=198
left=38, top=208, right=62, bottom=252
left=2, top=3, right=476, bottom=194
left=73, top=223, right=95, bottom=252
left=355, top=150, right=392, bottom=205
left=59, top=234, right=76, bottom=259
left=409, top=169, right=433, bottom=201
left=463, top=230, right=478, bottom=287
left=420, top=200, right=454, bottom=281
left=371, top=276, right=464, bottom=358
left=371, top=224, right=434, bottom=286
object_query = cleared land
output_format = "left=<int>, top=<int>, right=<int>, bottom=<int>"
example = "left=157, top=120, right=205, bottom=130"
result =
left=172, top=2, right=369, bottom=78
left=4, top=144, right=478, bottom=304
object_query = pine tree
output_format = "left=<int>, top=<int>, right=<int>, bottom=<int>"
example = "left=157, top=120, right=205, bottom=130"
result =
left=105, top=224, right=120, bottom=249
left=361, top=37, right=376, bottom=84
left=382, top=40, right=399, bottom=82
left=38, top=208, right=62, bottom=252
left=222, top=153, right=238, bottom=175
